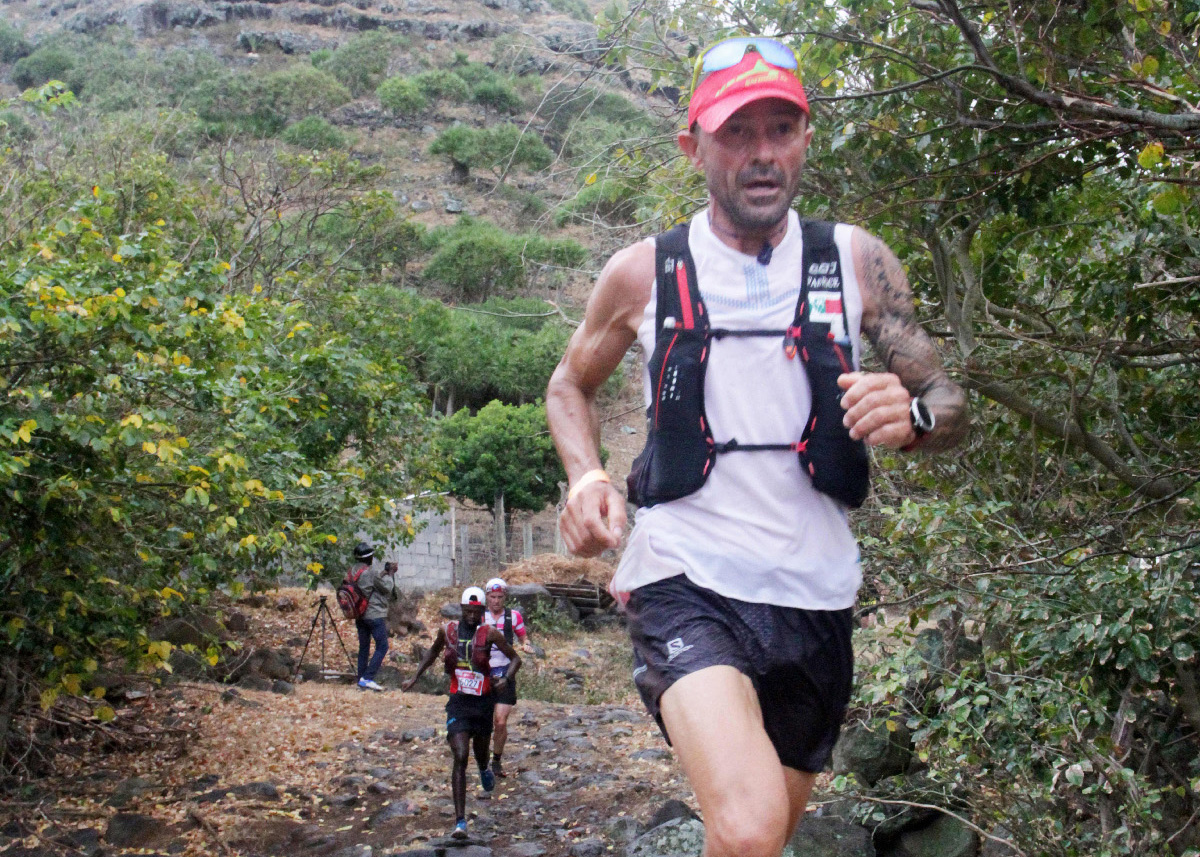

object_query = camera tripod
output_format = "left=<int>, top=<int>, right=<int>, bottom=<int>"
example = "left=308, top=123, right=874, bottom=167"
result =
left=295, top=595, right=357, bottom=681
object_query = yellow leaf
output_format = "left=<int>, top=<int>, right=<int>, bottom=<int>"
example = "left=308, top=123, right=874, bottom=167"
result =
left=327, top=535, right=338, bottom=543
left=142, top=441, right=157, bottom=454
left=585, top=173, right=598, bottom=185
left=53, top=645, right=67, bottom=658
left=95, top=705, right=116, bottom=722
left=1138, top=141, right=1165, bottom=169
left=92, top=185, right=100, bottom=197
left=62, top=674, right=82, bottom=695
left=307, top=562, right=324, bottom=574
left=885, top=720, right=898, bottom=733
left=17, top=420, right=36, bottom=443
left=121, top=414, right=144, bottom=428
left=299, top=474, right=312, bottom=487
left=40, top=689, right=59, bottom=710
left=111, top=254, right=123, bottom=263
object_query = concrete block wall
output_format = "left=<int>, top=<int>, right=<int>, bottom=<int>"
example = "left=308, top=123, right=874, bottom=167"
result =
left=375, top=508, right=457, bottom=593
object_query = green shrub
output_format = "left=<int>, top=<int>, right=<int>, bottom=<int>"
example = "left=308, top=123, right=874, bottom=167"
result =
left=190, top=72, right=286, bottom=139
left=0, top=20, right=31, bottom=63
left=472, top=296, right=560, bottom=331
left=540, top=87, right=657, bottom=156
left=546, top=0, right=593, bottom=21
left=472, top=78, right=524, bottom=113
left=0, top=110, right=33, bottom=143
left=412, top=69, right=470, bottom=103
left=321, top=30, right=395, bottom=96
left=314, top=212, right=426, bottom=274
left=428, top=123, right=553, bottom=180
left=309, top=48, right=333, bottom=67
left=376, top=75, right=427, bottom=116
left=12, top=46, right=76, bottom=91
left=282, top=116, right=348, bottom=150
left=161, top=49, right=228, bottom=105
left=263, top=64, right=352, bottom=120
left=493, top=182, right=549, bottom=217
left=555, top=175, right=645, bottom=226
left=422, top=218, right=585, bottom=301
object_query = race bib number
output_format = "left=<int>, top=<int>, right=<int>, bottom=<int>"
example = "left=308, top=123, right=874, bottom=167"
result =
left=455, top=668, right=484, bottom=696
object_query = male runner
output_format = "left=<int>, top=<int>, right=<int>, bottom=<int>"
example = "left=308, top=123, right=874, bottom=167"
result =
left=403, top=586, right=522, bottom=839
left=481, top=577, right=535, bottom=777
left=546, top=36, right=968, bottom=857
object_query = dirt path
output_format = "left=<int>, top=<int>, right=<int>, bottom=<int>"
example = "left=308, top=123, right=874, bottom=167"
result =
left=1, top=663, right=695, bottom=857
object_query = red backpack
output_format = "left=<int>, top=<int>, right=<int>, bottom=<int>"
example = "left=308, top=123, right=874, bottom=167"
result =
left=336, top=564, right=370, bottom=619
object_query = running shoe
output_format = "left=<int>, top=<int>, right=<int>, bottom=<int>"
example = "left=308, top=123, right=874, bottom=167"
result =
left=360, top=679, right=384, bottom=692
left=480, top=767, right=495, bottom=792
left=357, top=678, right=368, bottom=690
left=452, top=819, right=468, bottom=839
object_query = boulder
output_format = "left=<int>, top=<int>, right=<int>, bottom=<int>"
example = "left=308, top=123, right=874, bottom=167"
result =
left=149, top=614, right=224, bottom=648
left=627, top=817, right=705, bottom=857
left=105, top=813, right=160, bottom=849
left=785, top=815, right=875, bottom=857
left=832, top=721, right=914, bottom=786
left=887, top=816, right=978, bottom=857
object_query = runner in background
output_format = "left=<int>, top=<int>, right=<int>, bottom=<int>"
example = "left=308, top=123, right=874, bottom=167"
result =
left=481, top=577, right=535, bottom=778
left=403, top=587, right=521, bottom=839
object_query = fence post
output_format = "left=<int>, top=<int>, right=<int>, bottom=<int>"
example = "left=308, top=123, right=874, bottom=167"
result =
left=459, top=524, right=470, bottom=584
left=523, top=523, right=533, bottom=559
left=555, top=481, right=568, bottom=555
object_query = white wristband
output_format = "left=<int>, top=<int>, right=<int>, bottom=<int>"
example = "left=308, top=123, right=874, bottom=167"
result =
left=567, top=469, right=610, bottom=502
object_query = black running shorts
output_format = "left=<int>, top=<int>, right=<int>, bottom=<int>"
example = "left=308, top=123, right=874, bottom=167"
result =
left=446, top=692, right=496, bottom=737
left=625, top=573, right=854, bottom=773
left=490, top=668, right=517, bottom=706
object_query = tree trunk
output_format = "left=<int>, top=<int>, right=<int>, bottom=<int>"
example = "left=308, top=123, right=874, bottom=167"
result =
left=0, top=657, right=21, bottom=773
left=494, top=490, right=506, bottom=567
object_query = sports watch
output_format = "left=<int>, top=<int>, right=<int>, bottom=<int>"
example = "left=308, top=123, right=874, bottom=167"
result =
left=909, top=397, right=935, bottom=438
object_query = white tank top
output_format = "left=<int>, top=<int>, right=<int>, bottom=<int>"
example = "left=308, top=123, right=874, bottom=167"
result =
left=611, top=209, right=863, bottom=610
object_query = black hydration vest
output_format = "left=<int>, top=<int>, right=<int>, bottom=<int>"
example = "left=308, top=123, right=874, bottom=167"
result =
left=626, top=220, right=870, bottom=510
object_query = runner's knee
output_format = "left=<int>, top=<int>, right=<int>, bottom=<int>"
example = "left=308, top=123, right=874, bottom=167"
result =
left=703, top=802, right=789, bottom=857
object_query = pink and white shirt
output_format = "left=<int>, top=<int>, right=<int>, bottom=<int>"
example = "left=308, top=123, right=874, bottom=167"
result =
left=483, top=608, right=526, bottom=669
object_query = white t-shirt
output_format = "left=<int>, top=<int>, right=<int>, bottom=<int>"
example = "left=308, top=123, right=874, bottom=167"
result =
left=611, top=209, right=863, bottom=610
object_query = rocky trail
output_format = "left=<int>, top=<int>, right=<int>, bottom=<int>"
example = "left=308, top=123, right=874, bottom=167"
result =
left=0, top=585, right=971, bottom=857
left=0, top=587, right=708, bottom=857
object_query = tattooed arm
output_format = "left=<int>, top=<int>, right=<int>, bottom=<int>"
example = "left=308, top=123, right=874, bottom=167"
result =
left=837, top=228, right=969, bottom=453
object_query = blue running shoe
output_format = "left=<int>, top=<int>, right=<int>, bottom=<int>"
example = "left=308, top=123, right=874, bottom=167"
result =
left=480, top=767, right=495, bottom=792
left=452, top=819, right=468, bottom=839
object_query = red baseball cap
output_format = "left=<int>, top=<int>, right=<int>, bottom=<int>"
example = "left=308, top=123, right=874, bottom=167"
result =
left=688, top=52, right=810, bottom=134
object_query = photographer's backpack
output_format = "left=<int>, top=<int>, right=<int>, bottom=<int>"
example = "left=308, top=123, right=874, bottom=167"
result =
left=336, top=564, right=370, bottom=620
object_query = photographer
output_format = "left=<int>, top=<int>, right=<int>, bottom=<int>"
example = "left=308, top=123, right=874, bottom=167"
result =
left=351, top=544, right=397, bottom=692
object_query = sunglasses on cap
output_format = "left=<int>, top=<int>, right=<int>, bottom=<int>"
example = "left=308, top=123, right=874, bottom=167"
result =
left=690, top=37, right=801, bottom=95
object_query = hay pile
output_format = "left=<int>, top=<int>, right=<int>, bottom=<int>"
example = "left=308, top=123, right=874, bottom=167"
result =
left=502, top=553, right=615, bottom=587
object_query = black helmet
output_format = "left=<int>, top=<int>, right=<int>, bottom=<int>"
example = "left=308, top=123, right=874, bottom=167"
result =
left=353, top=542, right=375, bottom=561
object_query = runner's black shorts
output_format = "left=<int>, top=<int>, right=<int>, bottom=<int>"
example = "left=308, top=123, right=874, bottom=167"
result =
left=490, top=668, right=517, bottom=706
left=625, top=573, right=853, bottom=773
left=445, top=692, right=496, bottom=737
